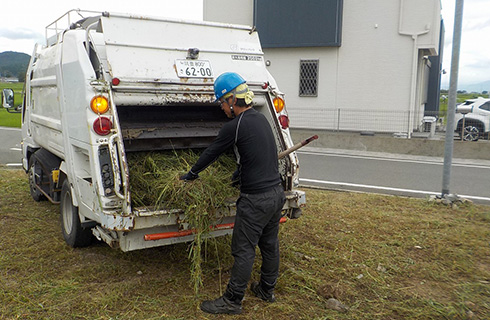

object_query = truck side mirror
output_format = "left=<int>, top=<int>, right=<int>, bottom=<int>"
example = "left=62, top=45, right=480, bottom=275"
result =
left=2, top=88, right=14, bottom=109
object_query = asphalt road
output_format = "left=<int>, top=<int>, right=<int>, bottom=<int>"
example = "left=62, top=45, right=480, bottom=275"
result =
left=297, top=147, right=490, bottom=205
left=0, top=127, right=22, bottom=168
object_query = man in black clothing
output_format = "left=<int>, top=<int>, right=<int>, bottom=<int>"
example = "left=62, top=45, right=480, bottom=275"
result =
left=180, top=72, right=286, bottom=315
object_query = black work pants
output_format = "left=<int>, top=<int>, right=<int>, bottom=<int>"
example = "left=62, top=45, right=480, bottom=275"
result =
left=227, top=184, right=286, bottom=300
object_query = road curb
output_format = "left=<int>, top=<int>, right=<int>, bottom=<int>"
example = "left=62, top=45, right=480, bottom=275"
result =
left=290, top=128, right=490, bottom=161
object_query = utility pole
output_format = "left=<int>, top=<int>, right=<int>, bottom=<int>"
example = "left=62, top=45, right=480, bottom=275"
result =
left=441, top=0, right=464, bottom=197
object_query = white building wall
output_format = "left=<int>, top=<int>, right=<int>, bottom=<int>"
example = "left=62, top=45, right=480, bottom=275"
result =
left=203, top=0, right=253, bottom=26
left=203, top=0, right=441, bottom=134
left=263, top=47, right=340, bottom=130
left=338, top=1, right=411, bottom=131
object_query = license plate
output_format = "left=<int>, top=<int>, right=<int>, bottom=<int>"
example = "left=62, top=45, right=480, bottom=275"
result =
left=175, top=59, right=213, bottom=78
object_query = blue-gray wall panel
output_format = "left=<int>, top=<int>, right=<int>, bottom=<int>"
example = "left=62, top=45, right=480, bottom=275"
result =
left=426, top=20, right=445, bottom=114
left=254, top=0, right=343, bottom=48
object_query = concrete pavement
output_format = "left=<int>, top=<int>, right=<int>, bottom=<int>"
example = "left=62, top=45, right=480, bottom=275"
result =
left=0, top=127, right=22, bottom=167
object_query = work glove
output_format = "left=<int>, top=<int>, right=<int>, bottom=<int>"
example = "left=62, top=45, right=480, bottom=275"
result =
left=180, top=170, right=199, bottom=181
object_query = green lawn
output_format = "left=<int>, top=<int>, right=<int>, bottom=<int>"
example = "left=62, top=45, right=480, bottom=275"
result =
left=1, top=168, right=489, bottom=319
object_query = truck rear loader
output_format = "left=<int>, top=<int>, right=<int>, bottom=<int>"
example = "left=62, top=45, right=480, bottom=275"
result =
left=4, top=9, right=305, bottom=251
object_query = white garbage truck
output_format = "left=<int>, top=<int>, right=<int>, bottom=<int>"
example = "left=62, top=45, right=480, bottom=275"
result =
left=10, top=9, right=306, bottom=251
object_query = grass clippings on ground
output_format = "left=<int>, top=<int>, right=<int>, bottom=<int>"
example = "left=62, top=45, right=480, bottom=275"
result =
left=0, top=168, right=489, bottom=319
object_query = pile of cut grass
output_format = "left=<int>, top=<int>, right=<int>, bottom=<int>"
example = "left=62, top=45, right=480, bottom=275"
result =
left=127, top=150, right=239, bottom=293
left=127, top=150, right=238, bottom=210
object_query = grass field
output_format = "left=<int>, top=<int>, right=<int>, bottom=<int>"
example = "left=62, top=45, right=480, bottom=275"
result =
left=1, top=168, right=489, bottom=319
left=0, top=82, right=23, bottom=128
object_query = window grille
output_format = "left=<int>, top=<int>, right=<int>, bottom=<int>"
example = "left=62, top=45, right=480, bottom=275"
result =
left=299, top=60, right=319, bottom=97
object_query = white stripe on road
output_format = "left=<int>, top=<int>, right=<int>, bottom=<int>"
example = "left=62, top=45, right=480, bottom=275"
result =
left=0, top=127, right=21, bottom=131
left=298, top=151, right=490, bottom=169
left=6, top=163, right=23, bottom=167
left=10, top=148, right=21, bottom=151
left=299, top=178, right=490, bottom=203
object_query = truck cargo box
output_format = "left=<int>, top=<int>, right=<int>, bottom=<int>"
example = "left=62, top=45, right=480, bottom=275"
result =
left=17, top=9, right=305, bottom=251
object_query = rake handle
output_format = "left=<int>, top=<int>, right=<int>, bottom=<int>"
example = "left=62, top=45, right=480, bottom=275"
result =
left=278, top=135, right=318, bottom=159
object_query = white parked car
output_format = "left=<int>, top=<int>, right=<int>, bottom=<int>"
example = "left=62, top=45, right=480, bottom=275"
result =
left=454, top=97, right=490, bottom=141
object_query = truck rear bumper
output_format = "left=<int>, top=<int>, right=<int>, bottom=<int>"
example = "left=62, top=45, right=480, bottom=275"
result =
left=106, top=216, right=291, bottom=252
left=95, top=189, right=306, bottom=251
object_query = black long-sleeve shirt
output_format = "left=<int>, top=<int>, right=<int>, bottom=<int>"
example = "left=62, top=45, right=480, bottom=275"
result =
left=191, top=108, right=281, bottom=194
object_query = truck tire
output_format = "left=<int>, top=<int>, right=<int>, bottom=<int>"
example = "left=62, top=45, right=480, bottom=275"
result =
left=28, top=156, right=46, bottom=202
left=60, top=179, right=92, bottom=247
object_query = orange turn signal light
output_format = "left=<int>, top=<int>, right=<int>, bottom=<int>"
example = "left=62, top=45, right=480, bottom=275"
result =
left=90, top=96, right=109, bottom=114
left=273, top=97, right=285, bottom=113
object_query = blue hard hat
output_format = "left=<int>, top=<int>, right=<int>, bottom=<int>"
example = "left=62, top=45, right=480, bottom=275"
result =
left=214, top=72, right=246, bottom=101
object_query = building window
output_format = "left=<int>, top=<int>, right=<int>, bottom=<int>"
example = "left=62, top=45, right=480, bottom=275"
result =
left=299, top=60, right=319, bottom=97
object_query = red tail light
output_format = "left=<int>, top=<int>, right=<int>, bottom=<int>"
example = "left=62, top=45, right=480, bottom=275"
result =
left=278, top=115, right=289, bottom=129
left=112, top=77, right=120, bottom=86
left=93, top=117, right=112, bottom=135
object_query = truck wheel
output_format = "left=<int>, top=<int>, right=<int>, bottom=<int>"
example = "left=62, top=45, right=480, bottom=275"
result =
left=60, top=180, right=92, bottom=247
left=28, top=157, right=46, bottom=202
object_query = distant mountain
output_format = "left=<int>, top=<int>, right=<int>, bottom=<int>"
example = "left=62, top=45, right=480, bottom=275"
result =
left=0, top=51, right=31, bottom=80
left=442, top=80, right=490, bottom=93
left=462, top=80, right=490, bottom=93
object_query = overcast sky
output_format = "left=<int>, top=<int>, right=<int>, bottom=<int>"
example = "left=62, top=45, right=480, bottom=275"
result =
left=0, top=0, right=488, bottom=89
left=440, top=0, right=490, bottom=90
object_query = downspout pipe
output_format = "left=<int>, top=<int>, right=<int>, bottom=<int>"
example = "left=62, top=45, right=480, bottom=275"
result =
left=398, top=0, right=430, bottom=138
